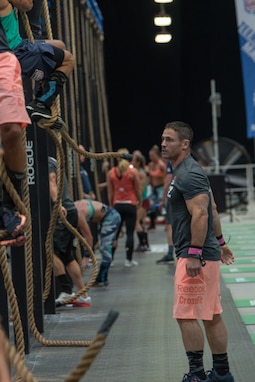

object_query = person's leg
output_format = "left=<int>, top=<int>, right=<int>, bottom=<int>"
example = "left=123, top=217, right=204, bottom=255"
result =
left=156, top=223, right=174, bottom=263
left=95, top=209, right=121, bottom=285
left=53, top=254, right=73, bottom=297
left=111, top=204, right=124, bottom=262
left=35, top=41, right=73, bottom=112
left=177, top=318, right=207, bottom=380
left=0, top=52, right=30, bottom=245
left=135, top=206, right=149, bottom=251
left=65, top=259, right=88, bottom=298
left=135, top=206, right=144, bottom=251
left=25, top=41, right=74, bottom=126
left=203, top=315, right=234, bottom=379
left=125, top=205, right=137, bottom=263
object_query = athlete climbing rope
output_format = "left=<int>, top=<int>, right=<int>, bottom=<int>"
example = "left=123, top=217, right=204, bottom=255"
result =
left=0, top=5, right=31, bottom=246
left=0, top=0, right=74, bottom=131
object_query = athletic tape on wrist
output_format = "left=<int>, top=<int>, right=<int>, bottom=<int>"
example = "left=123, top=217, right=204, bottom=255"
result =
left=216, top=234, right=226, bottom=246
left=188, top=247, right=203, bottom=256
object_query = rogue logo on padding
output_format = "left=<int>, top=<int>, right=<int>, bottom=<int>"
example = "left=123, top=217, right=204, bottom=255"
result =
left=26, top=140, right=35, bottom=185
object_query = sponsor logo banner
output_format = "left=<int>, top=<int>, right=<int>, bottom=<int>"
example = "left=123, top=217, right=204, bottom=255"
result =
left=235, top=1, right=255, bottom=138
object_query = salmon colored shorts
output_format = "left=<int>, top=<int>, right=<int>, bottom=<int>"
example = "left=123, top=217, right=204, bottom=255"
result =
left=173, top=258, right=223, bottom=320
left=0, top=52, right=31, bottom=128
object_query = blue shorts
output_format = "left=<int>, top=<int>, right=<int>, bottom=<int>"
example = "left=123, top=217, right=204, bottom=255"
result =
left=13, top=39, right=64, bottom=81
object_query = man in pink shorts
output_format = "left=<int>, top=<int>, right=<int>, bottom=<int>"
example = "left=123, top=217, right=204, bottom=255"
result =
left=161, top=121, right=235, bottom=382
left=0, top=14, right=31, bottom=246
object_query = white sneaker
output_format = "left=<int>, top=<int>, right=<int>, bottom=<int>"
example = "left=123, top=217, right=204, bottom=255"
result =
left=110, top=261, right=114, bottom=267
left=73, top=296, right=92, bottom=307
left=131, top=260, right=139, bottom=266
left=124, top=259, right=132, bottom=267
left=55, top=292, right=74, bottom=307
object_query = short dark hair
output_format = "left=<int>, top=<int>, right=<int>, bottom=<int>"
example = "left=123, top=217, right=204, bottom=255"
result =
left=164, top=121, right=193, bottom=145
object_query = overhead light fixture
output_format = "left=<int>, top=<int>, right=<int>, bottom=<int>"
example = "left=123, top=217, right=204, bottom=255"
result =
left=155, top=28, right=172, bottom=43
left=154, top=5, right=172, bottom=26
left=154, top=0, right=173, bottom=3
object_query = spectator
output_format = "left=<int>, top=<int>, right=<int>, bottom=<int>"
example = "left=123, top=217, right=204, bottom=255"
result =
left=98, top=158, right=111, bottom=204
left=147, top=145, right=166, bottom=230
left=156, top=160, right=174, bottom=263
left=107, top=148, right=142, bottom=267
left=78, top=144, right=96, bottom=200
left=132, top=152, right=150, bottom=252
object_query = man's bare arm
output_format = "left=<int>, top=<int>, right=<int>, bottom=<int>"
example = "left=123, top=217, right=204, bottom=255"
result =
left=9, top=0, right=33, bottom=12
left=49, top=172, right=58, bottom=202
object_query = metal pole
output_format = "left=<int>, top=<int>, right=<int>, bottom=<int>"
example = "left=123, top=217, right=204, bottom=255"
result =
left=209, top=79, right=221, bottom=174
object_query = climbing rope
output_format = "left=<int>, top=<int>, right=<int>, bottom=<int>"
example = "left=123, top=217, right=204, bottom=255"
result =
left=0, top=1, right=126, bottom=380
left=0, top=247, right=25, bottom=359
left=0, top=310, right=118, bottom=382
left=0, top=0, right=129, bottom=360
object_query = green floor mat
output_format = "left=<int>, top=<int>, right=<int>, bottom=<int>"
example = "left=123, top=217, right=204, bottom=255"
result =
left=230, top=251, right=255, bottom=256
left=223, top=276, right=255, bottom=283
left=234, top=299, right=255, bottom=307
left=233, top=259, right=255, bottom=264
left=241, top=315, right=255, bottom=325
left=221, top=267, right=255, bottom=273
left=250, top=334, right=255, bottom=345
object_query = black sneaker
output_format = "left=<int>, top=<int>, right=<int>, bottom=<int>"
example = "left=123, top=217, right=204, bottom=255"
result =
left=92, top=280, right=109, bottom=287
left=206, top=369, right=234, bottom=381
left=134, top=244, right=144, bottom=252
left=26, top=101, right=66, bottom=131
left=26, top=100, right=51, bottom=119
left=156, top=254, right=174, bottom=264
left=182, top=372, right=210, bottom=382
left=36, top=116, right=66, bottom=132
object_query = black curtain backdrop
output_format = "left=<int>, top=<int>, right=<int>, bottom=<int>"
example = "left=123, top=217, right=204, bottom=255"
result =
left=97, top=0, right=254, bottom=161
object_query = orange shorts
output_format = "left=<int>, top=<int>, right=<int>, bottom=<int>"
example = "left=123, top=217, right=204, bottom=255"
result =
left=173, top=258, right=222, bottom=320
left=0, top=52, right=31, bottom=128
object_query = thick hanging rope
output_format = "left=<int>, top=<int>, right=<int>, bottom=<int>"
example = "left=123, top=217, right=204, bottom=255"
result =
left=0, top=310, right=118, bottom=382
left=64, top=310, right=119, bottom=382
left=0, top=0, right=129, bottom=353
left=0, top=247, right=25, bottom=360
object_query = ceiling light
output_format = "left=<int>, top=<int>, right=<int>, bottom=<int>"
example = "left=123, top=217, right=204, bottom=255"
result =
left=155, top=28, right=172, bottom=43
left=154, top=14, right=172, bottom=27
left=154, top=0, right=173, bottom=3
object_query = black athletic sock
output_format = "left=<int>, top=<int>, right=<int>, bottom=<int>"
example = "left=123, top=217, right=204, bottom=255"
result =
left=186, top=351, right=206, bottom=380
left=56, top=274, right=72, bottom=295
left=212, top=353, right=230, bottom=376
left=167, top=245, right=174, bottom=258
left=137, top=231, right=143, bottom=245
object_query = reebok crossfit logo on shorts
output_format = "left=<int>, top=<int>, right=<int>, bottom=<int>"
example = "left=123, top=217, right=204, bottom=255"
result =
left=177, top=275, right=205, bottom=305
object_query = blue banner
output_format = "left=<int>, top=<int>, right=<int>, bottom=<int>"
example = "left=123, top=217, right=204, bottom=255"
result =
left=235, top=0, right=255, bottom=138
left=81, top=0, right=103, bottom=33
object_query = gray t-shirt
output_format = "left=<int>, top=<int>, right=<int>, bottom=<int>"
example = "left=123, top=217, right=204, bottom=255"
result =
left=167, top=155, right=220, bottom=261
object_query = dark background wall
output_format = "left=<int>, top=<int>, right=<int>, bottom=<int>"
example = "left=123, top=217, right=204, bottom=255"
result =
left=97, top=0, right=254, bottom=161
